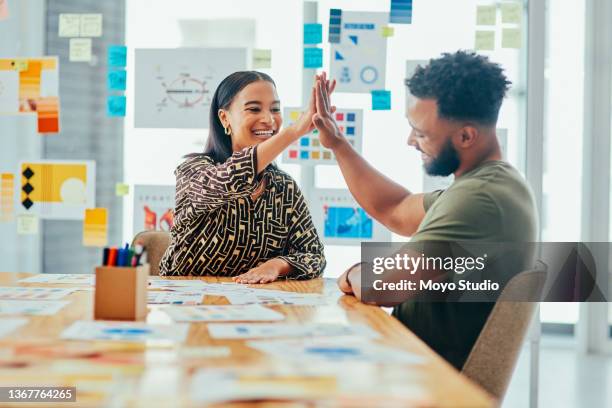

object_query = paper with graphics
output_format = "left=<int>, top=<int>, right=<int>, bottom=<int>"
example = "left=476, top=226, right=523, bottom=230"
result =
left=0, top=318, right=28, bottom=338
left=134, top=48, right=247, bottom=128
left=61, top=320, right=189, bottom=342
left=330, top=11, right=388, bottom=93
left=248, top=337, right=425, bottom=364
left=309, top=188, right=391, bottom=246
left=148, top=279, right=206, bottom=290
left=163, top=304, right=284, bottom=322
left=132, top=184, right=175, bottom=235
left=19, top=273, right=94, bottom=285
left=207, top=323, right=378, bottom=340
left=0, top=300, right=70, bottom=315
left=148, top=291, right=203, bottom=305
left=18, top=160, right=95, bottom=220
left=0, top=287, right=76, bottom=300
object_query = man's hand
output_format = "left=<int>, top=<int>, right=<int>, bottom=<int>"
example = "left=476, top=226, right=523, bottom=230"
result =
left=337, top=263, right=363, bottom=299
left=292, top=74, right=337, bottom=137
left=233, top=258, right=291, bottom=284
left=313, top=71, right=345, bottom=150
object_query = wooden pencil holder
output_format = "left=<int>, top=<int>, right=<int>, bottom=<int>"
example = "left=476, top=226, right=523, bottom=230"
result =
left=94, top=264, right=149, bottom=321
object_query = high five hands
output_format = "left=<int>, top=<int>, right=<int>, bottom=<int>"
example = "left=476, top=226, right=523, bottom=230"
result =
left=312, top=71, right=346, bottom=150
left=292, top=73, right=338, bottom=138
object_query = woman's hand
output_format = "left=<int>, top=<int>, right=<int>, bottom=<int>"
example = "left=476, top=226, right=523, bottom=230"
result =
left=232, top=258, right=292, bottom=284
left=313, top=71, right=345, bottom=150
left=291, top=74, right=337, bottom=137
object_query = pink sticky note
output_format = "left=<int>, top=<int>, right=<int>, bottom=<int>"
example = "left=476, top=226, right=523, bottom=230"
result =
left=0, top=0, right=9, bottom=20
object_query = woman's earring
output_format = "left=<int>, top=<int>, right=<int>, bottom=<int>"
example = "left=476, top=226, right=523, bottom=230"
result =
left=224, top=125, right=231, bottom=135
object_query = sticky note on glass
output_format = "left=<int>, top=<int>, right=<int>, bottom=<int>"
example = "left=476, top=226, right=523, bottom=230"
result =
left=17, top=214, right=38, bottom=235
left=304, top=23, right=323, bottom=44
left=83, top=208, right=108, bottom=247
left=107, top=95, right=126, bottom=117
left=115, top=183, right=129, bottom=196
left=390, top=0, right=413, bottom=24
left=36, top=97, right=60, bottom=133
left=80, top=13, right=103, bottom=37
left=289, top=110, right=300, bottom=121
left=501, top=2, right=522, bottom=24
left=1, top=173, right=15, bottom=222
left=107, top=70, right=126, bottom=90
left=0, top=0, right=9, bottom=21
left=13, top=59, right=28, bottom=72
left=69, top=38, right=92, bottom=62
left=58, top=14, right=81, bottom=37
left=108, top=45, right=127, bottom=67
left=371, top=90, right=391, bottom=110
left=252, top=49, right=272, bottom=69
left=476, top=5, right=496, bottom=26
left=475, top=31, right=495, bottom=51
left=381, top=26, right=395, bottom=37
left=502, top=28, right=521, bottom=49
left=303, top=47, right=323, bottom=69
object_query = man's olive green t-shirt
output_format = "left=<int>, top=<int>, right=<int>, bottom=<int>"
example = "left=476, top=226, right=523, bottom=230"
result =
left=392, top=160, right=538, bottom=370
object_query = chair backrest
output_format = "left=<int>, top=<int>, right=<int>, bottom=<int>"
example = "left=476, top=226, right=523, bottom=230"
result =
left=461, top=261, right=547, bottom=402
left=131, top=231, right=171, bottom=276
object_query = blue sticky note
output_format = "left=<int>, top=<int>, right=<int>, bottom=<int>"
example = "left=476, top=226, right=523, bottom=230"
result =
left=304, top=47, right=323, bottom=69
left=346, top=113, right=355, bottom=122
left=304, top=23, right=323, bottom=44
left=108, top=45, right=127, bottom=67
left=300, top=151, right=309, bottom=159
left=371, top=90, right=391, bottom=110
left=107, top=70, right=126, bottom=90
left=300, top=137, right=310, bottom=146
left=346, top=127, right=355, bottom=135
left=107, top=95, right=126, bottom=117
left=390, top=0, right=413, bottom=24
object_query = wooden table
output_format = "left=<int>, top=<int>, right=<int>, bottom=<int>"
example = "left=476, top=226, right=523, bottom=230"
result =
left=0, top=273, right=493, bottom=407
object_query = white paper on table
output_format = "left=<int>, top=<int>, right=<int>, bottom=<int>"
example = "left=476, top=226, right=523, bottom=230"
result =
left=163, top=305, right=284, bottom=322
left=224, top=291, right=327, bottom=306
left=0, top=287, right=76, bottom=300
left=207, top=323, right=379, bottom=340
left=148, top=291, right=203, bottom=305
left=0, top=300, right=70, bottom=316
left=19, top=274, right=94, bottom=285
left=0, top=318, right=28, bottom=338
left=61, top=320, right=189, bottom=343
left=248, top=337, right=425, bottom=365
left=148, top=279, right=207, bottom=290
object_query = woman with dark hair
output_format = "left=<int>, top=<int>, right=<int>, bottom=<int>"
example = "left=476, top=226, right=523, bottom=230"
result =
left=160, top=71, right=333, bottom=283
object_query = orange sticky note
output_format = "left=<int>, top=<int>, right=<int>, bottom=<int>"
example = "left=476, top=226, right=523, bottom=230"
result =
left=36, top=97, right=60, bottom=133
left=0, top=0, right=9, bottom=21
left=0, top=173, right=15, bottom=222
left=83, top=208, right=108, bottom=247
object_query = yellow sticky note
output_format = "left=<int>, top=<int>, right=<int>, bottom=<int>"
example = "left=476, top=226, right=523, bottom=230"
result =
left=80, top=14, right=103, bottom=37
left=1, top=173, right=15, bottom=222
left=501, top=2, right=522, bottom=24
left=502, top=28, right=521, bottom=49
left=17, top=214, right=39, bottom=235
left=115, top=183, right=129, bottom=196
left=13, top=60, right=28, bottom=72
left=289, top=110, right=300, bottom=121
left=252, top=49, right=272, bottom=69
left=58, top=14, right=81, bottom=37
left=381, top=26, right=395, bottom=37
left=476, top=5, right=496, bottom=26
left=69, top=38, right=92, bottom=62
left=83, top=208, right=108, bottom=247
left=475, top=31, right=495, bottom=51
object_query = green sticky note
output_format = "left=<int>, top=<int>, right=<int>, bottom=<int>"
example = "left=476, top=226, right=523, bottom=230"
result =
left=475, top=31, right=495, bottom=51
left=501, top=2, right=522, bottom=24
left=381, top=26, right=395, bottom=37
left=502, top=28, right=521, bottom=49
left=115, top=183, right=129, bottom=196
left=476, top=5, right=496, bottom=26
left=252, top=49, right=272, bottom=69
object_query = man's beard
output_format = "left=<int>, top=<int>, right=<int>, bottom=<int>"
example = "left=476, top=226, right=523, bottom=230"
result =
left=424, top=138, right=460, bottom=176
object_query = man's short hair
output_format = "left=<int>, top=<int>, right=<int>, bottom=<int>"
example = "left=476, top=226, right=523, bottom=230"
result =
left=406, top=50, right=511, bottom=126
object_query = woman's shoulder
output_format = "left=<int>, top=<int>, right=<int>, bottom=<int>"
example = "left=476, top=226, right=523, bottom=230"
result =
left=176, top=153, right=215, bottom=174
left=267, top=166, right=302, bottom=193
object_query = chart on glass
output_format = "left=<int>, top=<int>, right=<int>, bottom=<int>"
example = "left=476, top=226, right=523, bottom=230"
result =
left=282, top=108, right=363, bottom=165
left=309, top=189, right=391, bottom=245
left=134, top=48, right=247, bottom=128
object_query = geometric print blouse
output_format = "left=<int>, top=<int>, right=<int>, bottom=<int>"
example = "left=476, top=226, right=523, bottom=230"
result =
left=159, top=145, right=326, bottom=279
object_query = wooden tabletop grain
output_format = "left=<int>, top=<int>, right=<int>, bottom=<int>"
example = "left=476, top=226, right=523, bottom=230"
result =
left=0, top=273, right=494, bottom=407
